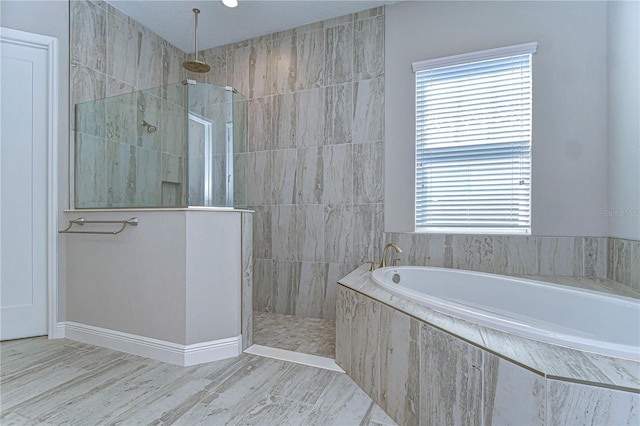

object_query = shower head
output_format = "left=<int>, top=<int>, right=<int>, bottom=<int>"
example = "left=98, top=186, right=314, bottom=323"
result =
left=141, top=120, right=157, bottom=133
left=183, top=8, right=210, bottom=73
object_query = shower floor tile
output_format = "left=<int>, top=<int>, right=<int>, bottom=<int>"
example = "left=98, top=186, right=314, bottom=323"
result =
left=253, top=311, right=336, bottom=358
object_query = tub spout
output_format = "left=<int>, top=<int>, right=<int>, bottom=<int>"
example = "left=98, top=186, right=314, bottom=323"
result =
left=379, top=243, right=403, bottom=269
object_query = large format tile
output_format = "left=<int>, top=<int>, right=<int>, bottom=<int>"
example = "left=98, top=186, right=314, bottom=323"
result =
left=323, top=144, right=353, bottom=205
left=296, top=29, right=325, bottom=90
left=420, top=323, right=483, bottom=425
left=379, top=304, right=420, bottom=426
left=354, top=15, right=385, bottom=81
left=71, top=0, right=106, bottom=73
left=324, top=22, right=353, bottom=85
left=546, top=379, right=639, bottom=425
left=353, top=78, right=385, bottom=144
left=324, top=83, right=353, bottom=144
left=483, top=353, right=545, bottom=425
left=350, top=291, right=381, bottom=404
left=295, top=147, right=323, bottom=205
left=353, top=141, right=384, bottom=204
left=297, top=88, right=326, bottom=147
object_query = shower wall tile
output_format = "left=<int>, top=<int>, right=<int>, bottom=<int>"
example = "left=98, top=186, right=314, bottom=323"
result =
left=71, top=0, right=106, bottom=73
left=271, top=149, right=297, bottom=205
left=271, top=205, right=297, bottom=261
left=71, top=63, right=107, bottom=125
left=379, top=304, right=420, bottom=426
left=105, top=94, right=136, bottom=143
left=252, top=206, right=272, bottom=260
left=419, top=323, right=483, bottom=425
left=106, top=78, right=135, bottom=97
left=546, top=379, right=639, bottom=425
left=270, top=35, right=297, bottom=95
left=295, top=262, right=325, bottom=318
left=609, top=237, right=632, bottom=286
left=253, top=259, right=274, bottom=312
left=136, top=32, right=163, bottom=90
left=296, top=88, right=325, bottom=147
left=353, top=142, right=384, bottom=204
left=323, top=144, right=353, bottom=205
left=248, top=96, right=273, bottom=152
left=272, top=93, right=297, bottom=150
left=162, top=43, right=185, bottom=87
left=453, top=235, right=494, bottom=273
left=352, top=78, right=384, bottom=144
left=539, top=237, right=583, bottom=276
left=324, top=83, right=353, bottom=144
left=493, top=235, right=539, bottom=275
left=161, top=153, right=183, bottom=184
left=249, top=41, right=273, bottom=99
left=136, top=147, right=162, bottom=205
left=230, top=45, right=251, bottom=100
left=325, top=23, right=353, bottom=85
left=106, top=141, right=136, bottom=205
left=296, top=205, right=324, bottom=262
left=295, top=147, right=323, bottom=205
left=75, top=134, right=108, bottom=207
left=324, top=204, right=354, bottom=264
left=106, top=14, right=138, bottom=87
left=483, top=353, right=545, bottom=426
left=355, top=6, right=384, bottom=20
left=296, top=30, right=325, bottom=90
left=136, top=94, right=162, bottom=151
left=354, top=15, right=385, bottom=81
left=200, top=50, right=228, bottom=87
left=246, top=151, right=272, bottom=206
left=273, top=260, right=301, bottom=315
left=352, top=204, right=384, bottom=265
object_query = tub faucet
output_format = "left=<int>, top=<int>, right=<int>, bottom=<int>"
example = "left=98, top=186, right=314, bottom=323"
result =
left=378, top=243, right=403, bottom=269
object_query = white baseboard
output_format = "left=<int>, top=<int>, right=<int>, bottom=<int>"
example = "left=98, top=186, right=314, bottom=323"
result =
left=51, top=322, right=66, bottom=339
left=62, top=321, right=242, bottom=367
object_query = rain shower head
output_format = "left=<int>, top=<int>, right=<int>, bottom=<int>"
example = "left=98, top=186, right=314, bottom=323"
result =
left=183, top=8, right=210, bottom=73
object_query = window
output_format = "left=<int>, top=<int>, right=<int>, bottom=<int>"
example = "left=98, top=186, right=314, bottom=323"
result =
left=413, top=42, right=537, bottom=234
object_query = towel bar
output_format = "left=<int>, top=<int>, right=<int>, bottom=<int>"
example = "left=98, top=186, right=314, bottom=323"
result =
left=58, top=217, right=138, bottom=235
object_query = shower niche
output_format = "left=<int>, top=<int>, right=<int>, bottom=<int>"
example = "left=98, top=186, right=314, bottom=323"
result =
left=74, top=81, right=247, bottom=209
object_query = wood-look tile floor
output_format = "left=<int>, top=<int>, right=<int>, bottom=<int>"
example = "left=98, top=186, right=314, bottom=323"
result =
left=252, top=312, right=336, bottom=358
left=0, top=337, right=396, bottom=425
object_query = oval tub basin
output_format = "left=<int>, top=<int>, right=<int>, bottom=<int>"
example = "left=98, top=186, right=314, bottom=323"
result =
left=371, top=266, right=640, bottom=362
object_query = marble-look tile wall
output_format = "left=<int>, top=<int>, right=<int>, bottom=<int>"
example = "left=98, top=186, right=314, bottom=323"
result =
left=337, top=285, right=639, bottom=425
left=383, top=233, right=610, bottom=279
left=71, top=0, right=188, bottom=207
left=608, top=237, right=640, bottom=291
left=191, top=8, right=386, bottom=319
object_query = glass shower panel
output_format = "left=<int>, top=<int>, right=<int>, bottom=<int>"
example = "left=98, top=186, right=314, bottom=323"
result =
left=187, top=83, right=246, bottom=208
left=74, top=82, right=246, bottom=209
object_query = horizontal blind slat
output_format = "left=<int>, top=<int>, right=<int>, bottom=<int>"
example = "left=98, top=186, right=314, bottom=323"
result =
left=415, top=52, right=532, bottom=231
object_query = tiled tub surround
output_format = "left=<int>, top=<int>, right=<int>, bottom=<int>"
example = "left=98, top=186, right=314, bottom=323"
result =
left=336, top=265, right=640, bottom=425
left=608, top=237, right=640, bottom=290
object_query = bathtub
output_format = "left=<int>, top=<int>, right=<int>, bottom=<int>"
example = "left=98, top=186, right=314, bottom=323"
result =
left=371, top=266, right=640, bottom=362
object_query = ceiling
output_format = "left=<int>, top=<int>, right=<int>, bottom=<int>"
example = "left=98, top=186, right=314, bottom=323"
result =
left=108, top=0, right=397, bottom=53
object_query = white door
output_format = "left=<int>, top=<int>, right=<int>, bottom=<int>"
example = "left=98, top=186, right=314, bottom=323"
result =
left=0, top=28, right=51, bottom=340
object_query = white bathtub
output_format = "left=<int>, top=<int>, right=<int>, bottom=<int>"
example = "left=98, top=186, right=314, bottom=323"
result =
left=371, top=266, right=640, bottom=362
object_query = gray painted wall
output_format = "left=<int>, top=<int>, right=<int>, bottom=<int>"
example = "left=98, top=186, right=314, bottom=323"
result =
left=607, top=0, right=640, bottom=241
left=384, top=1, right=609, bottom=237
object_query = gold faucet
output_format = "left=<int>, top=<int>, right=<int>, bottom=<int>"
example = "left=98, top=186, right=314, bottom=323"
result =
left=378, top=243, right=403, bottom=269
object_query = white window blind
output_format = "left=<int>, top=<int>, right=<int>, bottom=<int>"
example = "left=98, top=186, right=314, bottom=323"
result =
left=413, top=43, right=537, bottom=234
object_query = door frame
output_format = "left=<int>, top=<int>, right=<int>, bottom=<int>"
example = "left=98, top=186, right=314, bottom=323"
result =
left=0, top=27, right=59, bottom=339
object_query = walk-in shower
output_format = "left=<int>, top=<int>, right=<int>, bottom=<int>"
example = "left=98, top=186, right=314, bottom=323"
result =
left=74, top=81, right=247, bottom=208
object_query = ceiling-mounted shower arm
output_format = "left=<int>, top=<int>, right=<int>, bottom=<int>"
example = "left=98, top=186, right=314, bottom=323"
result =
left=183, top=8, right=210, bottom=73
left=193, top=8, right=201, bottom=62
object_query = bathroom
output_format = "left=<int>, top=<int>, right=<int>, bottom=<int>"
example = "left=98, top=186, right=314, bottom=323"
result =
left=1, top=0, right=638, bottom=424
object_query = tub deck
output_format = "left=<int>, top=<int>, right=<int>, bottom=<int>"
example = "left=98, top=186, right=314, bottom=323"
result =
left=338, top=264, right=640, bottom=392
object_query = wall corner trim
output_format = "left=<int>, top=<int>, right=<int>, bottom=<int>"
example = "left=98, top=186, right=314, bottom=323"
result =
left=62, top=322, right=242, bottom=366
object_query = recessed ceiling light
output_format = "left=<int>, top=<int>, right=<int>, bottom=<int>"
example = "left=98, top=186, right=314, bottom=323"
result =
left=222, top=0, right=238, bottom=8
